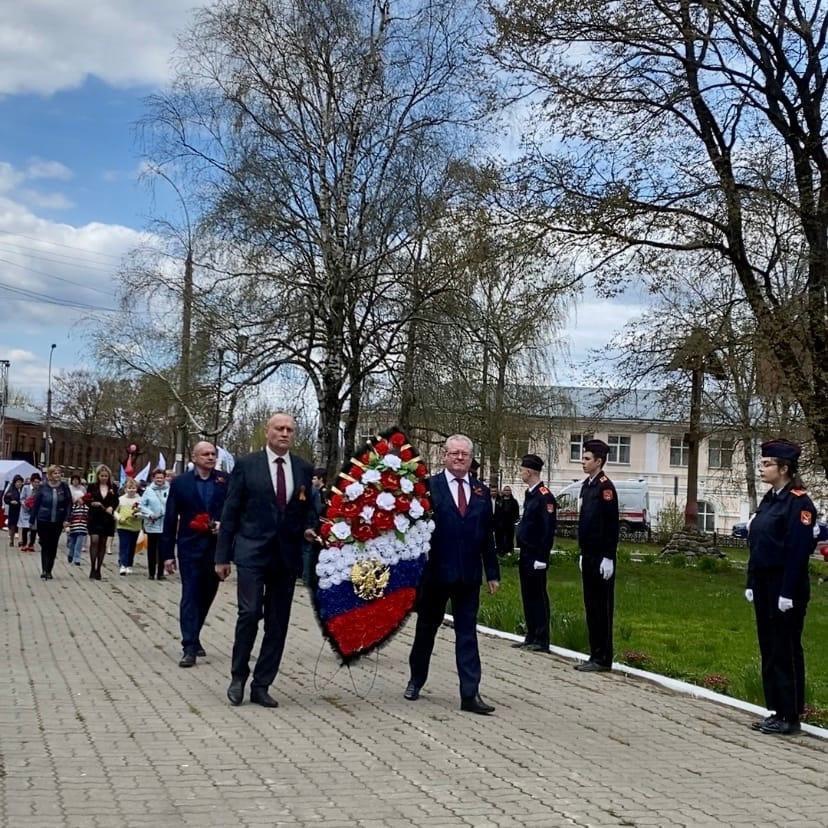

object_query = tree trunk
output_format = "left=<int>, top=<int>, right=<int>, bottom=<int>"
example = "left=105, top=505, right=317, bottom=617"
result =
left=740, top=429, right=758, bottom=513
left=342, top=375, right=362, bottom=463
left=684, top=365, right=703, bottom=531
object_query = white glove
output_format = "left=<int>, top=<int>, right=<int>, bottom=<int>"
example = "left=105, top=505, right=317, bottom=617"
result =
left=744, top=589, right=753, bottom=603
left=599, top=558, right=614, bottom=580
left=578, top=555, right=582, bottom=572
left=532, top=560, right=547, bottom=571
left=778, top=596, right=793, bottom=613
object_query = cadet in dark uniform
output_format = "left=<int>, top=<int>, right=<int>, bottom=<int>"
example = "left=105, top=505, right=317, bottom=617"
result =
left=494, top=486, right=520, bottom=556
left=746, top=439, right=817, bottom=735
left=575, top=439, right=619, bottom=672
left=513, top=455, right=557, bottom=652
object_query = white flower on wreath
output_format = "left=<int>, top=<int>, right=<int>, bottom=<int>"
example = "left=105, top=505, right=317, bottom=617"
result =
left=360, top=505, right=375, bottom=523
left=408, top=499, right=425, bottom=519
left=381, top=454, right=402, bottom=471
left=362, top=469, right=381, bottom=484
left=394, top=514, right=410, bottom=533
left=376, top=492, right=395, bottom=511
left=331, top=521, right=352, bottom=540
left=399, top=477, right=414, bottom=494
left=345, top=481, right=365, bottom=501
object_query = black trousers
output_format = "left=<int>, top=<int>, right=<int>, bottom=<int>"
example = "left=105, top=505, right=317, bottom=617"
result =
left=753, top=569, right=807, bottom=721
left=38, top=522, right=63, bottom=575
left=179, top=553, right=220, bottom=655
left=581, top=555, right=615, bottom=667
left=409, top=580, right=482, bottom=699
left=495, top=527, right=515, bottom=556
left=231, top=560, right=297, bottom=689
left=145, top=535, right=165, bottom=579
left=519, top=561, right=550, bottom=647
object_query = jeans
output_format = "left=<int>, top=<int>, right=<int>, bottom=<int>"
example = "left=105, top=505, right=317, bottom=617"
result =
left=117, top=529, right=139, bottom=568
left=67, top=532, right=86, bottom=564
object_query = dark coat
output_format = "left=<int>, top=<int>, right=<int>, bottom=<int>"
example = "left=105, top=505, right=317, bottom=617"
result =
left=424, top=472, right=500, bottom=585
left=32, top=481, right=73, bottom=525
left=494, top=496, right=520, bottom=532
left=516, top=483, right=557, bottom=566
left=3, top=484, right=23, bottom=525
left=161, top=468, right=229, bottom=561
left=86, top=483, right=120, bottom=537
left=216, top=450, right=317, bottom=573
left=578, top=473, right=620, bottom=560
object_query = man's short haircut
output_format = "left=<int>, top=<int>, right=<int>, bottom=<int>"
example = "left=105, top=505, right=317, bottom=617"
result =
left=444, top=434, right=474, bottom=453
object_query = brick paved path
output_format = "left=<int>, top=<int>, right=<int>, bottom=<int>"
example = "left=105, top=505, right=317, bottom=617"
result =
left=1, top=536, right=827, bottom=827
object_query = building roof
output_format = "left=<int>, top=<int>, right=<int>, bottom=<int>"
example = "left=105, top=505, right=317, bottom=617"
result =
left=546, top=386, right=684, bottom=423
left=2, top=405, right=43, bottom=425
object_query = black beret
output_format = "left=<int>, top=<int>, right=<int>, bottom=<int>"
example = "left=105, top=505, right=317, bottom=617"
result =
left=520, top=453, right=544, bottom=472
left=583, top=439, right=609, bottom=460
left=760, top=439, right=801, bottom=463
left=312, top=467, right=327, bottom=478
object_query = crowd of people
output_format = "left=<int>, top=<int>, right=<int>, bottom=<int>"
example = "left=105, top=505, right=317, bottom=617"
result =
left=0, top=425, right=817, bottom=735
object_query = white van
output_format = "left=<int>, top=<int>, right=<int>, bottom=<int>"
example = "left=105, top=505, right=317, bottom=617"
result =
left=556, top=478, right=650, bottom=538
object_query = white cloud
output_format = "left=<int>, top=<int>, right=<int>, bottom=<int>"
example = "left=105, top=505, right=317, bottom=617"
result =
left=18, top=189, right=74, bottom=210
left=0, top=1, right=203, bottom=95
left=26, top=159, right=73, bottom=181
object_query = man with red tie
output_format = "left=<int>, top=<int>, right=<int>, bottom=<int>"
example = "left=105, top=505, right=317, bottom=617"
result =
left=405, top=434, right=500, bottom=714
left=216, top=412, right=318, bottom=708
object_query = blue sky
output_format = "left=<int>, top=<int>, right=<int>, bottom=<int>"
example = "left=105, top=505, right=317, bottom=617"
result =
left=0, top=2, right=643, bottom=401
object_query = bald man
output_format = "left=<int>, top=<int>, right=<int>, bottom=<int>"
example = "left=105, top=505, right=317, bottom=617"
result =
left=162, top=442, right=229, bottom=668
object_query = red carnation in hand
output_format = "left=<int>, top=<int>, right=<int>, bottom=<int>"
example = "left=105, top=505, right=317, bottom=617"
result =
left=395, top=495, right=411, bottom=512
left=350, top=466, right=364, bottom=480
left=188, top=513, right=213, bottom=533
left=380, top=470, right=399, bottom=490
left=374, top=439, right=389, bottom=455
left=400, top=447, right=414, bottom=461
left=361, top=486, right=378, bottom=505
left=415, top=463, right=428, bottom=478
left=413, top=481, right=428, bottom=496
left=24, top=496, right=35, bottom=510
left=352, top=521, right=376, bottom=542
left=372, top=510, right=395, bottom=531
left=390, top=432, right=405, bottom=448
left=81, top=492, right=93, bottom=504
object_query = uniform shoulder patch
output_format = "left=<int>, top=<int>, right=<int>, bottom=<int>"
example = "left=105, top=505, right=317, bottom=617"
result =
left=602, top=489, right=614, bottom=502
left=790, top=488, right=806, bottom=497
left=801, top=510, right=813, bottom=526
left=539, top=485, right=550, bottom=495
left=599, top=475, right=608, bottom=483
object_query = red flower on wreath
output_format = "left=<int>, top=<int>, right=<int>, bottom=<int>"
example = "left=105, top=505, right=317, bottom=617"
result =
left=372, top=510, right=395, bottom=531
left=415, top=463, right=428, bottom=478
left=395, top=495, right=411, bottom=512
left=189, top=512, right=213, bottom=533
left=419, top=497, right=431, bottom=511
left=359, top=451, right=371, bottom=464
left=350, top=466, right=364, bottom=480
left=380, top=470, right=399, bottom=491
left=374, top=439, right=389, bottom=455
left=319, top=522, right=332, bottom=539
left=400, top=447, right=414, bottom=461
left=413, top=481, right=428, bottom=496
left=352, top=520, right=376, bottom=542
left=341, top=501, right=361, bottom=520
left=390, top=432, right=405, bottom=448
left=361, top=487, right=378, bottom=505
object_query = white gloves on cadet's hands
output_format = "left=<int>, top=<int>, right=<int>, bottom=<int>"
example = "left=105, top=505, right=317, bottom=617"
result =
left=599, top=558, right=614, bottom=580
left=778, top=596, right=794, bottom=613
left=578, top=555, right=582, bottom=572
left=744, top=589, right=753, bottom=603
left=532, top=560, right=547, bottom=571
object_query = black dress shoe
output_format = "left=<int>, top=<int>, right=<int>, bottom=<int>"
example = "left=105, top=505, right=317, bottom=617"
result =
left=403, top=682, right=421, bottom=701
left=250, top=688, right=279, bottom=708
left=460, top=694, right=495, bottom=715
left=227, top=678, right=245, bottom=706
left=575, top=661, right=610, bottom=672
left=511, top=641, right=530, bottom=649
left=528, top=643, right=549, bottom=652
left=760, top=718, right=801, bottom=735
left=178, top=652, right=197, bottom=668
left=751, top=715, right=778, bottom=731
left=40, top=572, right=48, bottom=580
left=196, top=647, right=206, bottom=658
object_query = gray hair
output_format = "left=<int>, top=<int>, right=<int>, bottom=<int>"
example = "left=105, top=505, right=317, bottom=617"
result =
left=444, top=434, right=474, bottom=452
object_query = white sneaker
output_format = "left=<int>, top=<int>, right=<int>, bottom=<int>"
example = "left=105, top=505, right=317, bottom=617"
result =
left=126, top=567, right=133, bottom=574
left=119, top=566, right=127, bottom=575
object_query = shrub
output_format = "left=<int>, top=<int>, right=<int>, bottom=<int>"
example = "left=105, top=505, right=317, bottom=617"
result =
left=701, top=673, right=730, bottom=694
left=621, top=650, right=653, bottom=669
left=654, top=502, right=685, bottom=544
left=697, top=556, right=718, bottom=572
left=669, top=553, right=688, bottom=568
left=802, top=704, right=828, bottom=728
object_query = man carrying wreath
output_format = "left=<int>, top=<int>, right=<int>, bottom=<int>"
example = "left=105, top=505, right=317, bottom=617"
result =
left=161, top=442, right=228, bottom=668
left=405, top=434, right=500, bottom=714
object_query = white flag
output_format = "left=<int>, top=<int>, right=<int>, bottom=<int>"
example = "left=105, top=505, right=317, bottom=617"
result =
left=136, top=462, right=151, bottom=483
left=217, top=446, right=235, bottom=473
left=157, top=452, right=167, bottom=471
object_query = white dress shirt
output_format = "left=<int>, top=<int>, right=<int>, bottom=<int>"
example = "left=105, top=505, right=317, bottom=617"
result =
left=265, top=446, right=294, bottom=503
left=444, top=469, right=471, bottom=508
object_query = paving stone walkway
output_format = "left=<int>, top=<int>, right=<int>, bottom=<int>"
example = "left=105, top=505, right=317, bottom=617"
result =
left=1, top=535, right=827, bottom=827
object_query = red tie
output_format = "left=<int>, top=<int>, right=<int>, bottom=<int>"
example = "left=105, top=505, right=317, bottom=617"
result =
left=275, top=457, right=287, bottom=510
left=455, top=477, right=467, bottom=517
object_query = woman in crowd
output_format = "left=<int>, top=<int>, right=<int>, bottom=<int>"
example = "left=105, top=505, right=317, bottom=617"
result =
left=66, top=487, right=89, bottom=567
left=139, top=467, right=170, bottom=580
left=3, top=475, right=24, bottom=548
left=86, top=465, right=118, bottom=580
left=746, top=439, right=817, bottom=736
left=18, top=473, right=41, bottom=552
left=66, top=475, right=88, bottom=558
left=31, top=465, right=72, bottom=580
left=115, top=477, right=142, bottom=575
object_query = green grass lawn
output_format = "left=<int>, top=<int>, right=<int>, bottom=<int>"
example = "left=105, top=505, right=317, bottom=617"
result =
left=479, top=539, right=828, bottom=725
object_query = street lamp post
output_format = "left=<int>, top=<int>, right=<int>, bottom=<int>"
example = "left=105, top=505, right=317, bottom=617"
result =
left=0, top=359, right=10, bottom=460
left=45, top=343, right=56, bottom=467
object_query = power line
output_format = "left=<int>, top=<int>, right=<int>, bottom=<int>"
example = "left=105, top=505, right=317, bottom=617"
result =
left=0, top=241, right=116, bottom=273
left=0, top=279, right=117, bottom=312
left=0, top=228, right=125, bottom=261
left=0, top=258, right=115, bottom=296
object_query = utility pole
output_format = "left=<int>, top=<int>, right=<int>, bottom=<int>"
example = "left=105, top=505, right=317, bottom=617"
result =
left=175, top=250, right=193, bottom=474
left=0, top=359, right=9, bottom=460
left=44, top=343, right=56, bottom=468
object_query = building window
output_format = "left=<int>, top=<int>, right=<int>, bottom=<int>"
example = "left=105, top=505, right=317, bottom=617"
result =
left=670, top=436, right=689, bottom=467
left=697, top=500, right=715, bottom=533
left=570, top=433, right=593, bottom=462
left=607, top=434, right=631, bottom=465
left=708, top=438, right=733, bottom=469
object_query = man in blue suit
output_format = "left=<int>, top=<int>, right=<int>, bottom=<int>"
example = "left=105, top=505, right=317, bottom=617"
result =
left=162, top=442, right=229, bottom=668
left=215, top=412, right=319, bottom=708
left=405, top=434, right=500, bottom=714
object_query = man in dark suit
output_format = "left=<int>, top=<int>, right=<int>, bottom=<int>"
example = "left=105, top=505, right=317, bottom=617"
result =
left=405, top=434, right=500, bottom=714
left=162, top=442, right=228, bottom=668
left=216, top=412, right=318, bottom=708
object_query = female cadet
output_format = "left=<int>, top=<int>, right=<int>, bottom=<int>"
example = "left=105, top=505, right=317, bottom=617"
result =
left=746, top=439, right=817, bottom=735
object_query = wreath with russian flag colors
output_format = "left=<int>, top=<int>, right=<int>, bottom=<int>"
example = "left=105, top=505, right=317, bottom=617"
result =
left=313, top=427, right=434, bottom=662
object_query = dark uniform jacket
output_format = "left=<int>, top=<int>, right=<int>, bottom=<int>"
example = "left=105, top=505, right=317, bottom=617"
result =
left=425, top=472, right=500, bottom=585
left=516, top=483, right=557, bottom=566
left=494, top=496, right=520, bottom=532
left=747, top=485, right=817, bottom=600
left=578, top=473, right=619, bottom=561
